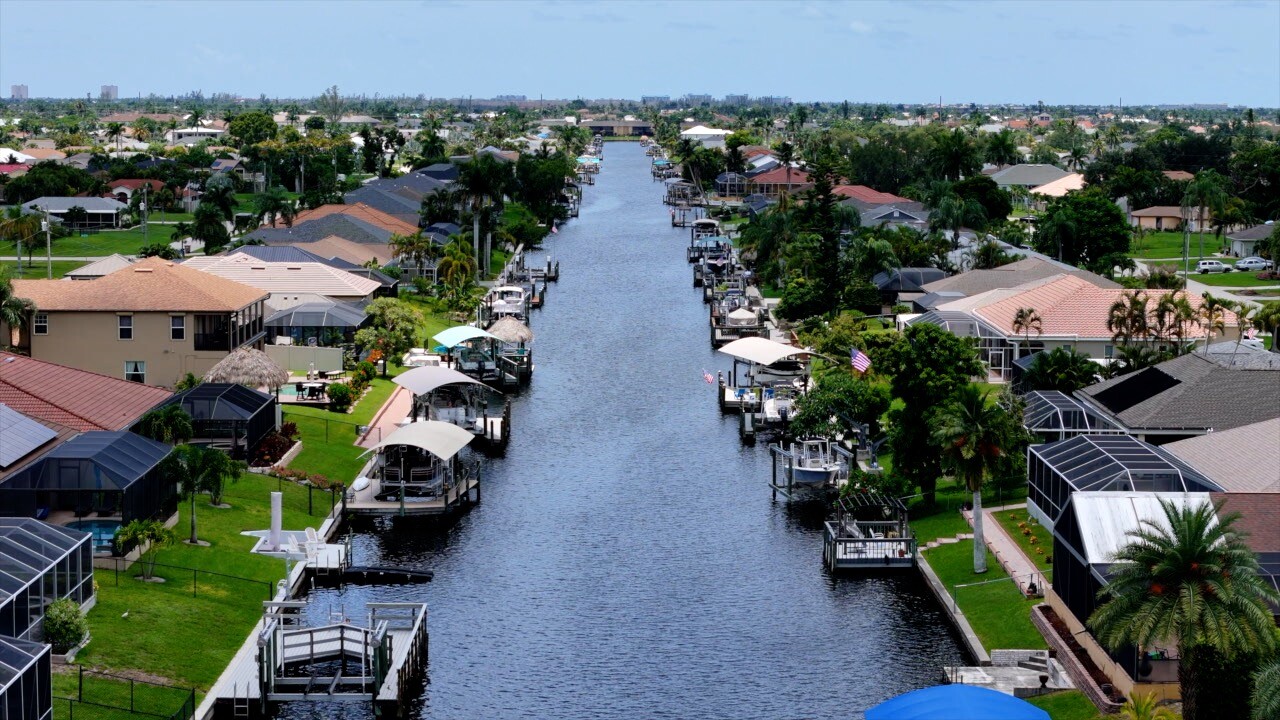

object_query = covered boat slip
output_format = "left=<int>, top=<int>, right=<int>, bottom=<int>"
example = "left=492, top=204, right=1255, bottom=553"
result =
left=394, top=365, right=510, bottom=450
left=345, top=420, right=482, bottom=517
left=709, top=291, right=767, bottom=347
left=823, top=490, right=917, bottom=571
left=687, top=234, right=731, bottom=264
left=769, top=439, right=853, bottom=500
left=715, top=337, right=819, bottom=413
left=433, top=324, right=532, bottom=389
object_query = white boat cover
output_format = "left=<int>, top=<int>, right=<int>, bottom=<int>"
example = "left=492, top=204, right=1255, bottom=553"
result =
left=434, top=325, right=499, bottom=348
left=394, top=365, right=489, bottom=395
left=360, top=420, right=474, bottom=460
left=717, top=337, right=817, bottom=365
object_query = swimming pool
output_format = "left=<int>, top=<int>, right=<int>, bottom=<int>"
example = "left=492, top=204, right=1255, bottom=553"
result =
left=65, top=519, right=122, bottom=553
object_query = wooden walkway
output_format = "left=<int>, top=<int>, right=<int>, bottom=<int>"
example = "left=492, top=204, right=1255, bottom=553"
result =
left=345, top=474, right=480, bottom=516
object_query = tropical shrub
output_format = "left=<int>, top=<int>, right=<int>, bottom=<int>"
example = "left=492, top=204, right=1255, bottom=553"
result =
left=326, top=382, right=354, bottom=412
left=355, top=361, right=377, bottom=384
left=43, top=598, right=88, bottom=653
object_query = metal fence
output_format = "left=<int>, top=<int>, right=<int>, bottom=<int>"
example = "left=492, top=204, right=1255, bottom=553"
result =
left=55, top=667, right=195, bottom=720
left=102, top=557, right=275, bottom=600
left=282, top=410, right=381, bottom=446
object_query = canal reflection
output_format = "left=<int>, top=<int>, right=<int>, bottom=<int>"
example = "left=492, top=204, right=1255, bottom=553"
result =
left=275, top=142, right=965, bottom=720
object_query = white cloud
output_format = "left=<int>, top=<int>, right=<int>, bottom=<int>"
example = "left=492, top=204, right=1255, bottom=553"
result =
left=849, top=20, right=872, bottom=33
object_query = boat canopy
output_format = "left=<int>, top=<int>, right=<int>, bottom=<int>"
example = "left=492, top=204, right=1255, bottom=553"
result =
left=718, top=337, right=820, bottom=366
left=360, top=420, right=474, bottom=461
left=728, top=308, right=757, bottom=321
left=394, top=365, right=490, bottom=395
left=433, top=325, right=500, bottom=348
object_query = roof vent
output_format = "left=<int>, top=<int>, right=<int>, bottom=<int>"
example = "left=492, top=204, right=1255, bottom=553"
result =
left=134, top=268, right=154, bottom=273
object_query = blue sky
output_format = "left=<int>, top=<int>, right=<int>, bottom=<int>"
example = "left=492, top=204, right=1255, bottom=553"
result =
left=2, top=0, right=1277, bottom=106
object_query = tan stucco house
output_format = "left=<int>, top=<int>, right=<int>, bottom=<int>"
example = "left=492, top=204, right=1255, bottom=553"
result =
left=7, top=257, right=269, bottom=388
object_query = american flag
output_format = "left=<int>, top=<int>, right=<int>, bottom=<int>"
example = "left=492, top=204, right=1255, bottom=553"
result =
left=702, top=369, right=715, bottom=384
left=850, top=348, right=871, bottom=373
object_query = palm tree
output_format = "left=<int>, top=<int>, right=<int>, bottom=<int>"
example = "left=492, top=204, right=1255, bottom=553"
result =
left=1089, top=499, right=1280, bottom=720
left=390, top=231, right=437, bottom=282
left=931, top=384, right=1008, bottom=574
left=1023, top=347, right=1099, bottom=392
left=1198, top=293, right=1231, bottom=352
left=1066, top=146, right=1087, bottom=171
left=105, top=122, right=124, bottom=152
left=984, top=129, right=1019, bottom=168
left=1011, top=307, right=1042, bottom=357
left=456, top=154, right=511, bottom=279
left=136, top=405, right=194, bottom=445
left=930, top=129, right=980, bottom=181
left=930, top=194, right=986, bottom=248
left=1181, top=171, right=1228, bottom=262
left=164, top=444, right=246, bottom=544
left=1118, top=693, right=1177, bottom=720
left=1107, top=290, right=1151, bottom=347
left=436, top=238, right=477, bottom=286
left=1108, top=344, right=1161, bottom=377
left=1, top=267, right=35, bottom=346
left=252, top=186, right=296, bottom=228
left=1253, top=661, right=1280, bottom=720
left=1255, top=302, right=1280, bottom=355
left=199, top=182, right=239, bottom=223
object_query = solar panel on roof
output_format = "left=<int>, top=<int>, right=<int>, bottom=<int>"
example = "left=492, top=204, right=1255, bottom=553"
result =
left=1091, top=367, right=1181, bottom=414
left=0, top=404, right=57, bottom=468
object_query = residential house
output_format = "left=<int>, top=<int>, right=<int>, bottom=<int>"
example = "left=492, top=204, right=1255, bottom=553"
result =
left=678, top=125, right=731, bottom=149
left=856, top=204, right=931, bottom=231
left=912, top=257, right=1119, bottom=309
left=163, top=126, right=226, bottom=143
left=1073, top=344, right=1280, bottom=444
left=63, top=254, right=135, bottom=280
left=415, top=163, right=459, bottom=182
left=20, top=197, right=126, bottom=229
left=910, top=274, right=1237, bottom=381
left=872, top=267, right=949, bottom=305
left=183, top=251, right=383, bottom=304
left=747, top=167, right=812, bottom=198
left=1225, top=222, right=1275, bottom=258
left=713, top=172, right=749, bottom=196
left=105, top=178, right=163, bottom=203
left=7, top=257, right=269, bottom=388
left=1162, top=418, right=1280, bottom=493
left=831, top=185, right=911, bottom=205
left=1161, top=170, right=1194, bottom=182
left=988, top=164, right=1072, bottom=190
left=1130, top=205, right=1200, bottom=232
left=242, top=212, right=399, bottom=266
left=344, top=174, right=449, bottom=226
left=288, top=202, right=419, bottom=236
left=1029, top=173, right=1085, bottom=200
left=227, top=245, right=398, bottom=296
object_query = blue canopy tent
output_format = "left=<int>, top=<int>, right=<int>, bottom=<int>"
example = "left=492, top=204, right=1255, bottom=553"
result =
left=866, top=685, right=1049, bottom=720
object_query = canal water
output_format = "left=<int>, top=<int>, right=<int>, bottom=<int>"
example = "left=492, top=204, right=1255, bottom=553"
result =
left=277, top=143, right=965, bottom=720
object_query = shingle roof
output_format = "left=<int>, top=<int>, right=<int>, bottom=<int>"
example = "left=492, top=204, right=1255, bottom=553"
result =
left=183, top=253, right=382, bottom=298
left=280, top=237, right=393, bottom=266
left=0, top=351, right=171, bottom=433
left=748, top=167, right=812, bottom=186
left=988, top=164, right=1071, bottom=187
left=244, top=214, right=395, bottom=245
left=1130, top=206, right=1187, bottom=218
left=921, top=257, right=1120, bottom=295
left=63, top=253, right=135, bottom=279
left=1077, top=351, right=1280, bottom=433
left=12, top=256, right=267, bottom=311
left=22, top=196, right=127, bottom=213
left=289, top=203, right=419, bottom=235
left=1165, top=419, right=1280, bottom=493
left=106, top=179, right=163, bottom=192
left=1227, top=223, right=1276, bottom=241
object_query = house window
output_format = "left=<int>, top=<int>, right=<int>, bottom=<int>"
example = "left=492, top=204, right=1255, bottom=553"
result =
left=118, top=315, right=133, bottom=340
left=1104, top=345, right=1115, bottom=359
left=124, top=361, right=145, bottom=383
left=170, top=315, right=186, bottom=341
left=33, top=314, right=48, bottom=335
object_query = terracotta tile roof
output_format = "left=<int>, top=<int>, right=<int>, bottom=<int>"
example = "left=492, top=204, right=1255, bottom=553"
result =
left=1162, top=170, right=1194, bottom=182
left=832, top=185, right=911, bottom=204
left=12, top=256, right=267, bottom=312
left=20, top=148, right=66, bottom=161
left=107, top=179, right=164, bottom=192
left=748, top=167, right=812, bottom=186
left=1007, top=120, right=1029, bottom=129
left=738, top=145, right=774, bottom=159
left=289, top=203, right=419, bottom=236
left=0, top=164, right=30, bottom=175
left=952, top=275, right=1237, bottom=339
left=290, top=237, right=393, bottom=266
left=0, top=351, right=171, bottom=432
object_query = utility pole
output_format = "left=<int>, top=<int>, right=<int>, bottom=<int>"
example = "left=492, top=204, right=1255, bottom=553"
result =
left=42, top=210, right=51, bottom=279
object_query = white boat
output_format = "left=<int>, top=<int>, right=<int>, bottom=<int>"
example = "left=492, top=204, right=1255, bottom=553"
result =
left=751, top=358, right=808, bottom=384
left=761, top=385, right=797, bottom=424
left=487, top=286, right=528, bottom=319
left=789, top=439, right=844, bottom=486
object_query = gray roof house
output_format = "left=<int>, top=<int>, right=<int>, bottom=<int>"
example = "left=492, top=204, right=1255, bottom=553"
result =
left=919, top=257, right=1119, bottom=299
left=344, top=174, right=449, bottom=226
left=243, top=214, right=395, bottom=247
left=1162, top=418, right=1280, bottom=493
left=989, top=164, right=1072, bottom=189
left=1226, top=222, right=1275, bottom=258
left=1074, top=345, right=1280, bottom=444
left=21, top=197, right=127, bottom=228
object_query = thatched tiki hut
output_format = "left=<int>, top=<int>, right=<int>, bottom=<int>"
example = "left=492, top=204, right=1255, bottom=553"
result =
left=486, top=317, right=535, bottom=346
left=204, top=346, right=289, bottom=390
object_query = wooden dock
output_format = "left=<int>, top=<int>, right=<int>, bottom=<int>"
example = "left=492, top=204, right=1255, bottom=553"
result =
left=822, top=491, right=918, bottom=571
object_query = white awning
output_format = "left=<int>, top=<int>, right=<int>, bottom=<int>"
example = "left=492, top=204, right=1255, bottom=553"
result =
left=717, top=337, right=818, bottom=365
left=360, top=420, right=474, bottom=460
left=394, top=365, right=489, bottom=395
left=433, top=325, right=499, bottom=348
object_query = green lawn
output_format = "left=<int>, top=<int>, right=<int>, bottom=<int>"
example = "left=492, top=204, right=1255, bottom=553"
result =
left=52, top=670, right=193, bottom=719
left=923, top=539, right=1047, bottom=651
left=0, top=260, right=87, bottom=278
left=148, top=211, right=196, bottom=223
left=1188, top=271, right=1280, bottom=288
left=1028, top=690, right=1107, bottom=720
left=995, top=509, right=1054, bottom=579
left=908, top=509, right=971, bottom=545
left=1128, top=231, right=1204, bottom=260
left=75, top=474, right=318, bottom=690
left=52, top=224, right=174, bottom=257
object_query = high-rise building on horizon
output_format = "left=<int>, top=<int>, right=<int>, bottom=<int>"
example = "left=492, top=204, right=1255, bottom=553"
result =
left=684, top=94, right=713, bottom=106
left=641, top=95, right=670, bottom=106
left=723, top=94, right=749, bottom=106
left=100, top=85, right=118, bottom=100
left=10, top=84, right=28, bottom=100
